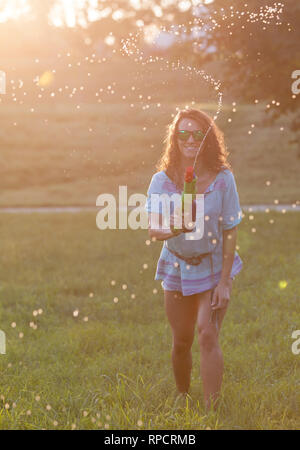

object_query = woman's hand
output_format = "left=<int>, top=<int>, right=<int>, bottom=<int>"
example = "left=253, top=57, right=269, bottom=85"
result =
left=148, top=210, right=195, bottom=241
left=211, top=280, right=231, bottom=310
left=170, top=210, right=195, bottom=234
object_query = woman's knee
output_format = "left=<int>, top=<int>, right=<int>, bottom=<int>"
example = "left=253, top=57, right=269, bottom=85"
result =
left=172, top=333, right=194, bottom=354
left=197, top=325, right=218, bottom=353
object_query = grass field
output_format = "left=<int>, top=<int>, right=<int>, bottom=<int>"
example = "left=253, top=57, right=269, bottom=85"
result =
left=1, top=55, right=299, bottom=431
left=0, top=211, right=299, bottom=430
left=0, top=101, right=299, bottom=207
left=0, top=54, right=299, bottom=206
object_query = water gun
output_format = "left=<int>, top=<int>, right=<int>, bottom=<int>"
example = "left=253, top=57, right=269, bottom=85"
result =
left=182, top=166, right=197, bottom=224
left=172, top=166, right=197, bottom=232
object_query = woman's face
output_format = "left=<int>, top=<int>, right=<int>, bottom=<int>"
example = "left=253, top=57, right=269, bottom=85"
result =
left=176, top=117, right=205, bottom=160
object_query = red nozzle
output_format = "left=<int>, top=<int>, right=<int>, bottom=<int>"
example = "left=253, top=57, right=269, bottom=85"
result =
left=185, top=166, right=194, bottom=183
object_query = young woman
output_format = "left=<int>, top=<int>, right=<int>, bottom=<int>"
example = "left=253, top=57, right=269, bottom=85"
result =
left=144, top=108, right=243, bottom=410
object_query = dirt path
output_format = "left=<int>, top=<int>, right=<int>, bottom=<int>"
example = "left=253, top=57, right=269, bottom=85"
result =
left=0, top=204, right=299, bottom=213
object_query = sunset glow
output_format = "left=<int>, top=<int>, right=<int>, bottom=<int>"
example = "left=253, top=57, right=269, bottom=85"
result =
left=0, top=0, right=29, bottom=23
left=0, top=0, right=115, bottom=27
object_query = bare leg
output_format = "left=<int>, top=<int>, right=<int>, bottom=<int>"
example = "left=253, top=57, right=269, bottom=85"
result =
left=196, top=278, right=233, bottom=410
left=164, top=290, right=200, bottom=394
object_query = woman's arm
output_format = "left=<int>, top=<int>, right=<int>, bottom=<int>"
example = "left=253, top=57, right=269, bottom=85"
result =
left=147, top=212, right=181, bottom=241
left=211, top=226, right=238, bottom=311
left=147, top=212, right=192, bottom=241
left=220, top=226, right=237, bottom=284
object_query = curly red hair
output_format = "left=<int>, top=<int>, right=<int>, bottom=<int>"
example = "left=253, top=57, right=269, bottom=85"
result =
left=156, top=108, right=232, bottom=189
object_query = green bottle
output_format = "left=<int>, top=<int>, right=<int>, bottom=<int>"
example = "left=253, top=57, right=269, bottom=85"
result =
left=182, top=166, right=197, bottom=224
left=171, top=166, right=197, bottom=232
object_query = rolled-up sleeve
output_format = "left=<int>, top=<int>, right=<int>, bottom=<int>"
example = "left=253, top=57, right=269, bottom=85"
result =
left=221, top=171, right=243, bottom=230
left=144, top=173, right=163, bottom=214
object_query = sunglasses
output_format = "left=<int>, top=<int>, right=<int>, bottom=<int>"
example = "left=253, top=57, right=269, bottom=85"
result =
left=176, top=130, right=205, bottom=142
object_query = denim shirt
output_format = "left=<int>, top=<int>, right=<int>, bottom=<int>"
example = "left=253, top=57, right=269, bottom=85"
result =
left=144, top=168, right=243, bottom=258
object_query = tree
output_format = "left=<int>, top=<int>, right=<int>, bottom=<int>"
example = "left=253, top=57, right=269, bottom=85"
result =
left=206, top=0, right=300, bottom=130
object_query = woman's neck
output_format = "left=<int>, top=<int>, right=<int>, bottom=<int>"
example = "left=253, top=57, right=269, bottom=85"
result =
left=179, top=156, right=208, bottom=178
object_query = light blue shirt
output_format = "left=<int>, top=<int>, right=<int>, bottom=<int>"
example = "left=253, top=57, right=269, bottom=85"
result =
left=145, top=168, right=243, bottom=258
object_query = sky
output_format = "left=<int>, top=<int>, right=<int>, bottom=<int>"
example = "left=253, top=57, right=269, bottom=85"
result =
left=0, top=0, right=215, bottom=27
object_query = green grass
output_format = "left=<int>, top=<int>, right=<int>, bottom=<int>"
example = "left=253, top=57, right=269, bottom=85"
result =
left=0, top=211, right=299, bottom=429
left=0, top=54, right=299, bottom=206
left=0, top=101, right=299, bottom=207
